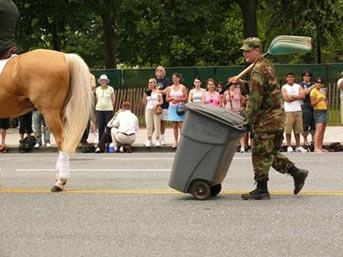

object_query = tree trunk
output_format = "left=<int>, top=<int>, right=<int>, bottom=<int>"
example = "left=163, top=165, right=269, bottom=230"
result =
left=51, top=22, right=60, bottom=51
left=316, top=31, right=321, bottom=64
left=236, top=0, right=258, bottom=38
left=99, top=0, right=116, bottom=69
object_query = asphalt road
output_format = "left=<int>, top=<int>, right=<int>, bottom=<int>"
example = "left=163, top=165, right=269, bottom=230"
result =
left=1, top=152, right=343, bottom=257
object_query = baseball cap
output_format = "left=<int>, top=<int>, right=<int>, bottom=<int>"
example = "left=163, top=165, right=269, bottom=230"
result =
left=240, top=37, right=261, bottom=51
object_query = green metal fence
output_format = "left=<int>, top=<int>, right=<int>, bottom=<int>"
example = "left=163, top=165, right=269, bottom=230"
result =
left=92, top=64, right=343, bottom=88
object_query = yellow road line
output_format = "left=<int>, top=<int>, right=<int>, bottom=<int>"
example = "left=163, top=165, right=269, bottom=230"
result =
left=1, top=188, right=343, bottom=196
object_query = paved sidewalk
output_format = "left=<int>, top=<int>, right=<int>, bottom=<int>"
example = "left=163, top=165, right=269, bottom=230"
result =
left=2, top=126, right=343, bottom=150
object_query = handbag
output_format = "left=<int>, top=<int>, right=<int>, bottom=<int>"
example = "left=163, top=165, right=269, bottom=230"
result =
left=176, top=102, right=185, bottom=115
left=155, top=105, right=162, bottom=115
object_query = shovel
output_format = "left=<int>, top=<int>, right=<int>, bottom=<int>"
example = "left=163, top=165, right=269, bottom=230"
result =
left=220, top=35, right=312, bottom=94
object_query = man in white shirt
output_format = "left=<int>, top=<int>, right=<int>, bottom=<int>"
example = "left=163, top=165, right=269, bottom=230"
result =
left=107, top=102, right=139, bottom=153
left=281, top=72, right=307, bottom=152
left=337, top=70, right=343, bottom=124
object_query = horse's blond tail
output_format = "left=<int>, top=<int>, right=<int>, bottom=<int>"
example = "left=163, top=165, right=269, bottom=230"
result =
left=62, top=54, right=93, bottom=153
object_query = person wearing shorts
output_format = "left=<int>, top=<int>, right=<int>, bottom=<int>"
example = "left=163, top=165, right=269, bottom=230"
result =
left=0, top=118, right=9, bottom=152
left=310, top=77, right=328, bottom=153
left=281, top=72, right=307, bottom=152
left=299, top=70, right=316, bottom=151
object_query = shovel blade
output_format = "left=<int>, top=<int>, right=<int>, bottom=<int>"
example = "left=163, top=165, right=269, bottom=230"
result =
left=266, top=35, right=312, bottom=55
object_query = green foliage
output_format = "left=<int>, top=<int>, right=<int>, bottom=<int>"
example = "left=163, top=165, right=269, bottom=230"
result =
left=12, top=0, right=343, bottom=68
left=259, top=0, right=343, bottom=63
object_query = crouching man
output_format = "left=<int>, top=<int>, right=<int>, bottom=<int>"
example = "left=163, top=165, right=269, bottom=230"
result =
left=107, top=102, right=139, bottom=153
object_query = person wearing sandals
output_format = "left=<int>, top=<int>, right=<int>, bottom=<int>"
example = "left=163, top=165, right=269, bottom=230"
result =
left=188, top=77, right=205, bottom=103
left=166, top=73, right=188, bottom=148
left=143, top=78, right=163, bottom=147
left=310, top=77, right=328, bottom=153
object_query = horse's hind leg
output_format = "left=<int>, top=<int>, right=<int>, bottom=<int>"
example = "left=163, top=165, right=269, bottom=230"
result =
left=42, top=111, right=70, bottom=192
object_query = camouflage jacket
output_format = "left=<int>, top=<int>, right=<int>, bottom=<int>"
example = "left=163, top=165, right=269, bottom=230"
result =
left=241, top=56, right=285, bottom=133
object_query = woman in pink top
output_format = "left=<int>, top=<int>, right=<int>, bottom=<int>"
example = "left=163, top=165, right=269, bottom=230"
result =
left=222, top=83, right=247, bottom=153
left=201, top=78, right=221, bottom=107
left=223, top=83, right=245, bottom=113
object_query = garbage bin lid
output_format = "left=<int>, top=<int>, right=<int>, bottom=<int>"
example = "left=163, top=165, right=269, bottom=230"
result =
left=186, top=103, right=244, bottom=128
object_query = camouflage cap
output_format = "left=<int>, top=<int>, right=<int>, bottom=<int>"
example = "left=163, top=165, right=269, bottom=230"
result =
left=240, top=37, right=261, bottom=51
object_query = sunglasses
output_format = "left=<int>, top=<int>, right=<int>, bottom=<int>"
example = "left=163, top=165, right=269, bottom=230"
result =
left=315, top=81, right=322, bottom=84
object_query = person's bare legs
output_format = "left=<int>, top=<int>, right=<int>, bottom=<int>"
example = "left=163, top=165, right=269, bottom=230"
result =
left=314, top=123, right=323, bottom=152
left=302, top=133, right=309, bottom=145
left=320, top=123, right=327, bottom=152
left=172, top=122, right=178, bottom=147
left=286, top=133, right=292, bottom=147
left=294, top=133, right=301, bottom=148
left=161, top=120, right=166, bottom=136
left=177, top=122, right=183, bottom=144
left=1, top=129, right=6, bottom=145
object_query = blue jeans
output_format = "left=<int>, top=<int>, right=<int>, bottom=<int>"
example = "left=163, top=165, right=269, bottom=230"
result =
left=33, top=110, right=51, bottom=145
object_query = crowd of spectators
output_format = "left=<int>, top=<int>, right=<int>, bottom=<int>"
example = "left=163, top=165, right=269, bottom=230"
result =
left=0, top=67, right=340, bottom=154
left=137, top=67, right=333, bottom=154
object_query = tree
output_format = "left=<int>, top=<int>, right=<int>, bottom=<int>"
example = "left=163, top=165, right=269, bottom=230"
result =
left=235, top=0, right=258, bottom=38
left=85, top=0, right=117, bottom=68
left=259, top=0, right=343, bottom=63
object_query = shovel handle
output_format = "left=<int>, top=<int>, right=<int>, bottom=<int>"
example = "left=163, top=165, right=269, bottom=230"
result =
left=220, top=63, right=255, bottom=94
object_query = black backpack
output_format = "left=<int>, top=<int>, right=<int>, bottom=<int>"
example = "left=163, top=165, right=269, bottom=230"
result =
left=81, top=142, right=95, bottom=153
left=19, top=136, right=36, bottom=153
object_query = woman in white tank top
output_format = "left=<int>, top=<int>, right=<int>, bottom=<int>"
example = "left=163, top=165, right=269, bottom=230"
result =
left=166, top=73, right=188, bottom=148
left=188, top=77, right=205, bottom=103
left=143, top=78, right=163, bottom=147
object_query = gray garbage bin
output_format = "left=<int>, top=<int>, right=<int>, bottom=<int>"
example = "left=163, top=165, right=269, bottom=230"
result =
left=168, top=103, right=244, bottom=200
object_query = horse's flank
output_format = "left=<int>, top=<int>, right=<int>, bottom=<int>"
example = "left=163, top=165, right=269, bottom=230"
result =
left=0, top=49, right=92, bottom=153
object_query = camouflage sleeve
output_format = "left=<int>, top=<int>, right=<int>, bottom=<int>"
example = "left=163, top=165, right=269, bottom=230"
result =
left=239, top=80, right=249, bottom=96
left=244, top=71, right=264, bottom=128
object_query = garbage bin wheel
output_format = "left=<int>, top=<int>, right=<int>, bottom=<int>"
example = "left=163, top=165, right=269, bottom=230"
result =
left=189, top=181, right=211, bottom=200
left=210, top=184, right=222, bottom=197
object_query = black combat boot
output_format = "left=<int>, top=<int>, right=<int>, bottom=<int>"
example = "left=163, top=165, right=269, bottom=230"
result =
left=241, top=181, right=270, bottom=200
left=288, top=165, right=309, bottom=195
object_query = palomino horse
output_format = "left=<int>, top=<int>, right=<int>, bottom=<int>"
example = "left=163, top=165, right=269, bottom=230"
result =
left=0, top=49, right=93, bottom=192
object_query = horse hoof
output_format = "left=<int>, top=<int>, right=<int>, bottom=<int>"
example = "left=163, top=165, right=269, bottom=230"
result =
left=51, top=185, right=64, bottom=192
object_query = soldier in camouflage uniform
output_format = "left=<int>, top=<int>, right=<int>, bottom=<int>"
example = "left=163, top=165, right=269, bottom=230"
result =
left=234, top=37, right=309, bottom=200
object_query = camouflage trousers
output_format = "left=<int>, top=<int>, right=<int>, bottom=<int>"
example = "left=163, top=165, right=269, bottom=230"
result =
left=252, top=130, right=294, bottom=182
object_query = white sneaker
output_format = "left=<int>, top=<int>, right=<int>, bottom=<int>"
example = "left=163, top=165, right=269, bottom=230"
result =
left=240, top=146, right=245, bottom=153
left=45, top=143, right=51, bottom=147
left=119, top=146, right=124, bottom=153
left=155, top=140, right=161, bottom=147
left=145, top=140, right=152, bottom=147
left=295, top=146, right=308, bottom=153
left=93, top=132, right=99, bottom=144
left=287, top=146, right=294, bottom=152
left=34, top=143, right=40, bottom=148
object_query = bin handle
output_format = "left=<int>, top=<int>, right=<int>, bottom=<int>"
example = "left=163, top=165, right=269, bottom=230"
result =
left=191, top=109, right=243, bottom=132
